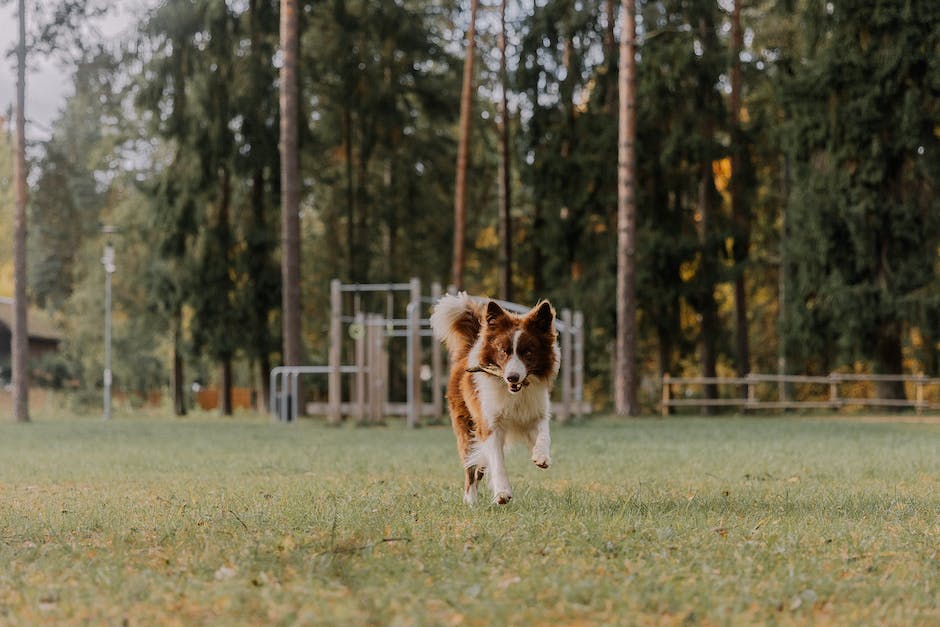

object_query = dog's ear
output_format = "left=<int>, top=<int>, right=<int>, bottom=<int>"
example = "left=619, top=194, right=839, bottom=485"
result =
left=485, top=301, right=508, bottom=327
left=527, top=300, right=555, bottom=334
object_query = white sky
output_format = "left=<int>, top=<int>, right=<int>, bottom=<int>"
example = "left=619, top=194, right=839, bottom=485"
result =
left=0, top=1, right=147, bottom=140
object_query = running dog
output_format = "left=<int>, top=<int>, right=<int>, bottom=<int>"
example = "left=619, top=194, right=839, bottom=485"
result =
left=430, top=293, right=560, bottom=505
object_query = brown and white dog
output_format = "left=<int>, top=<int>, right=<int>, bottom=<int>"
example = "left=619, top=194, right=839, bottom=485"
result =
left=430, top=293, right=560, bottom=505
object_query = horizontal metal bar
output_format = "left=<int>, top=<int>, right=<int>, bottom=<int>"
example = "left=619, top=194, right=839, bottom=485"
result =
left=837, top=398, right=925, bottom=407
left=663, top=399, right=939, bottom=409
left=663, top=377, right=753, bottom=386
left=302, top=400, right=593, bottom=417
left=339, top=283, right=412, bottom=293
left=666, top=374, right=940, bottom=386
left=741, top=374, right=832, bottom=384
left=386, top=330, right=436, bottom=338
left=742, top=401, right=836, bottom=409
left=664, top=399, right=749, bottom=407
left=829, top=374, right=940, bottom=383
left=272, top=365, right=360, bottom=375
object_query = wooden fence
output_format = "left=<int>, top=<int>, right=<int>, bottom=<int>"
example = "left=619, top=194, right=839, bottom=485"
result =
left=661, top=373, right=940, bottom=415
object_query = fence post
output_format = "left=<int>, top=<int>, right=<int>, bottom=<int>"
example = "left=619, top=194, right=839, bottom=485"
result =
left=407, top=278, right=422, bottom=428
left=829, top=373, right=839, bottom=409
left=354, top=312, right=366, bottom=423
left=916, top=374, right=925, bottom=416
left=328, top=279, right=342, bottom=423
left=269, top=367, right=278, bottom=420
left=746, top=373, right=756, bottom=409
left=290, top=370, right=299, bottom=423
left=281, top=370, right=290, bottom=422
left=558, top=309, right=573, bottom=423
left=573, top=311, right=584, bottom=420
left=431, top=282, right=443, bottom=420
left=661, top=373, right=671, bottom=417
left=367, top=315, right=384, bottom=424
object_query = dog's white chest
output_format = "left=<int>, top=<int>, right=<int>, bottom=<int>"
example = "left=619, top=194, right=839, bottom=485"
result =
left=473, top=373, right=549, bottom=427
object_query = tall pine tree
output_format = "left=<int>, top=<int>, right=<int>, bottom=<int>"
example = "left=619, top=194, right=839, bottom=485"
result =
left=782, top=0, right=940, bottom=397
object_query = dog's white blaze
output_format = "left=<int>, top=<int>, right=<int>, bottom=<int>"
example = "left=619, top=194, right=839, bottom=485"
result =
left=504, top=330, right=526, bottom=383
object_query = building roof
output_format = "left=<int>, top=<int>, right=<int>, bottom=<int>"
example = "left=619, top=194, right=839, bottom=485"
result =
left=0, top=297, right=65, bottom=342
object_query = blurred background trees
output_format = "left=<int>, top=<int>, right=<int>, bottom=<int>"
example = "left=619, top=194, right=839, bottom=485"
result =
left=4, top=0, right=939, bottom=413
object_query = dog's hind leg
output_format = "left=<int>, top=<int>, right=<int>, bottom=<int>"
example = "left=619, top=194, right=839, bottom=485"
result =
left=464, top=465, right=480, bottom=505
left=452, top=410, right=481, bottom=504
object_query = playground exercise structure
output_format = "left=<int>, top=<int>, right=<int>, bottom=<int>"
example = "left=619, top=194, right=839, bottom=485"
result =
left=270, top=278, right=588, bottom=425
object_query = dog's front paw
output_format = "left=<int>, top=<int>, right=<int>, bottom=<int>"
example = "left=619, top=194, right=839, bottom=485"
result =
left=494, top=491, right=512, bottom=505
left=531, top=451, right=551, bottom=469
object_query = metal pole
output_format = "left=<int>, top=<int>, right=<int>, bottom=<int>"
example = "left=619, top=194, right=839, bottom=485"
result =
left=104, top=268, right=112, bottom=420
left=407, top=277, right=421, bottom=428
left=559, top=308, right=573, bottom=423
left=102, top=240, right=115, bottom=420
left=431, top=282, right=443, bottom=419
left=573, top=311, right=584, bottom=420
left=291, top=371, right=299, bottom=423
left=281, top=371, right=290, bottom=422
left=354, top=313, right=366, bottom=423
left=328, top=279, right=342, bottom=422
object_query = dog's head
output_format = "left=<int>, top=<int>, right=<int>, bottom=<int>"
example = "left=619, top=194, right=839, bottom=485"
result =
left=479, top=300, right=557, bottom=394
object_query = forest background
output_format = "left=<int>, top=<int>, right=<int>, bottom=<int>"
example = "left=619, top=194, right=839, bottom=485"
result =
left=1, top=0, right=938, bottom=414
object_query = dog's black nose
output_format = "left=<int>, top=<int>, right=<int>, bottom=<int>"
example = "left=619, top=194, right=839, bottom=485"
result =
left=506, top=373, right=520, bottom=384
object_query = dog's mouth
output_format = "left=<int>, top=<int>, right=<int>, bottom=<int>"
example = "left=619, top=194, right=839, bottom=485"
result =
left=467, top=364, right=529, bottom=393
left=506, top=378, right=530, bottom=394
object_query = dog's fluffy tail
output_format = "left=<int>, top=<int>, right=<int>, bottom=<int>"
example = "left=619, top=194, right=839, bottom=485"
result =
left=430, top=292, right=482, bottom=359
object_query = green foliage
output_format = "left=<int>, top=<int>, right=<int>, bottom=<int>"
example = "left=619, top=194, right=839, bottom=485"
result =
left=28, top=51, right=121, bottom=310
left=634, top=0, right=732, bottom=374
left=0, top=122, right=13, bottom=278
left=1, top=416, right=938, bottom=623
left=781, top=0, right=940, bottom=377
left=134, top=0, right=283, bottom=383
left=300, top=0, right=461, bottom=283
left=19, top=0, right=940, bottom=409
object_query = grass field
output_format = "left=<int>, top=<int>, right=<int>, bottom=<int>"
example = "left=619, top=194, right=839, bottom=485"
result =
left=0, top=412, right=938, bottom=625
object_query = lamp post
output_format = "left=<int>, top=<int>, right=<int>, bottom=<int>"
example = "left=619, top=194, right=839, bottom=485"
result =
left=101, top=227, right=116, bottom=420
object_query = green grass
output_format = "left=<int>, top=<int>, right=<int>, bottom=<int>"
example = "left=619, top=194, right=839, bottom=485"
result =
left=1, top=413, right=938, bottom=625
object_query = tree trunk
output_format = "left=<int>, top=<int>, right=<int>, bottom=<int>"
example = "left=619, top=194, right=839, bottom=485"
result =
left=778, top=155, right=791, bottom=402
left=603, top=0, right=618, bottom=117
left=615, top=0, right=639, bottom=416
left=280, top=0, right=302, bottom=367
left=12, top=0, right=29, bottom=423
left=698, top=169, right=719, bottom=413
left=657, top=325, right=673, bottom=416
left=451, top=0, right=478, bottom=292
left=250, top=166, right=274, bottom=413
left=258, top=352, right=271, bottom=413
left=497, top=0, right=512, bottom=302
left=220, top=358, right=233, bottom=415
left=532, top=202, right=544, bottom=295
left=354, top=115, right=373, bottom=283
left=875, top=236, right=905, bottom=401
left=604, top=0, right=616, bottom=67
left=344, top=104, right=355, bottom=281
left=172, top=314, right=187, bottom=416
left=730, top=0, right=751, bottom=388
left=874, top=320, right=906, bottom=401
